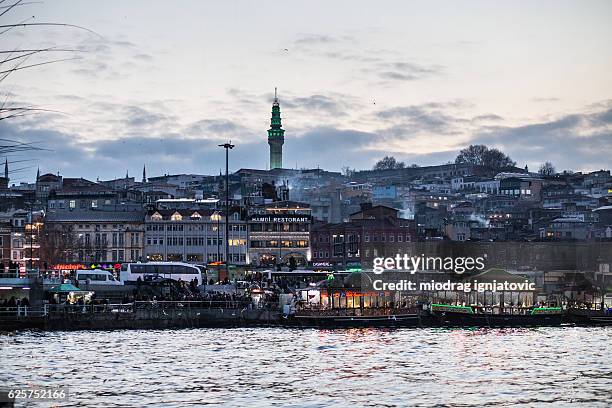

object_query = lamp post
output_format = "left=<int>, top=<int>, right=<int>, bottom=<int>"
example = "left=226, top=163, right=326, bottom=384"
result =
left=215, top=211, right=221, bottom=263
left=24, top=201, right=34, bottom=272
left=218, top=141, right=234, bottom=282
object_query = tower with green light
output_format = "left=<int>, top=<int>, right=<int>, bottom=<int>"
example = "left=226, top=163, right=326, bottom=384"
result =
left=268, top=87, right=285, bottom=170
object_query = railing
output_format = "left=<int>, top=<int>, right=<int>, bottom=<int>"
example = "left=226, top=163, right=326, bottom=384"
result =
left=0, top=271, right=40, bottom=279
left=45, top=303, right=135, bottom=315
left=133, top=300, right=254, bottom=310
left=0, top=300, right=270, bottom=320
left=296, top=306, right=419, bottom=317
left=0, top=306, right=47, bottom=318
left=43, top=300, right=258, bottom=315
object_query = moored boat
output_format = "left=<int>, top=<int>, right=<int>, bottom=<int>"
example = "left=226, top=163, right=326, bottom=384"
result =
left=426, top=304, right=564, bottom=327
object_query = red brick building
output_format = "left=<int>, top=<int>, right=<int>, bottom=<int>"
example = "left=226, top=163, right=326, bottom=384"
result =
left=310, top=205, right=415, bottom=270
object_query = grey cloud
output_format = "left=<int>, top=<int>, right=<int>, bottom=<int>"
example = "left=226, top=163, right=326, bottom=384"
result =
left=470, top=106, right=612, bottom=171
left=281, top=95, right=350, bottom=116
left=376, top=61, right=443, bottom=82
left=133, top=53, right=154, bottom=61
left=472, top=114, right=504, bottom=122
left=531, top=97, right=560, bottom=103
left=294, top=34, right=338, bottom=45
left=379, top=71, right=419, bottom=81
left=123, top=106, right=167, bottom=128
left=377, top=102, right=469, bottom=134
left=2, top=121, right=263, bottom=180
left=184, top=119, right=247, bottom=137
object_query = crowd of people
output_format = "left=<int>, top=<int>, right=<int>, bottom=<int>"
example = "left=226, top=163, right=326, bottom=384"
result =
left=0, top=296, right=30, bottom=309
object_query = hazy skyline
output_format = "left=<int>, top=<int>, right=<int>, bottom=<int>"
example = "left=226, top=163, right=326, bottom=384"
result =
left=2, top=0, right=611, bottom=183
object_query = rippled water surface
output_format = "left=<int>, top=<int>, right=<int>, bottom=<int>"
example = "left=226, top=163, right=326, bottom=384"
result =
left=1, top=327, right=611, bottom=407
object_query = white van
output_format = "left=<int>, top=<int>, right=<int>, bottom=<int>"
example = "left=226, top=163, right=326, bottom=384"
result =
left=75, top=269, right=123, bottom=286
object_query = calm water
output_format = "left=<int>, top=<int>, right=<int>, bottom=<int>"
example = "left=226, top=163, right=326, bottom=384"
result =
left=1, top=327, right=611, bottom=407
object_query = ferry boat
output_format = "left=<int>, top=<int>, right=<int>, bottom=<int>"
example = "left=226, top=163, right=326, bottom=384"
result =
left=425, top=303, right=564, bottom=327
left=566, top=307, right=612, bottom=325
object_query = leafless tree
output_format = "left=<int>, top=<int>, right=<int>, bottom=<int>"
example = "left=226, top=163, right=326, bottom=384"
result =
left=538, top=161, right=556, bottom=176
left=38, top=223, right=78, bottom=264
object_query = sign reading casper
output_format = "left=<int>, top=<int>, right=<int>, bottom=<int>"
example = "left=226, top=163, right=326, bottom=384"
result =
left=249, top=215, right=310, bottom=223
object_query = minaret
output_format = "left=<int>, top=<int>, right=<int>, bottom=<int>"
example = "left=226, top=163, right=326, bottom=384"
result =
left=142, top=164, right=147, bottom=183
left=267, top=87, right=285, bottom=170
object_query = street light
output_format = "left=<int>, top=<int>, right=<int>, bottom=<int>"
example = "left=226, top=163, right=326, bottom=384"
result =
left=24, top=201, right=34, bottom=272
left=218, top=141, right=235, bottom=282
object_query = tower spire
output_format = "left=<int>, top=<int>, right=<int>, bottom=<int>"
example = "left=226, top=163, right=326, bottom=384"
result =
left=142, top=164, right=147, bottom=183
left=268, top=87, right=285, bottom=169
left=4, top=157, right=7, bottom=182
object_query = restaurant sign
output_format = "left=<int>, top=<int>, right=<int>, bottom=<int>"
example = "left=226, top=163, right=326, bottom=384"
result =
left=249, top=215, right=310, bottom=223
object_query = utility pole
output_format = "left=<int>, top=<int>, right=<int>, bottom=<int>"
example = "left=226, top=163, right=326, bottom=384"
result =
left=218, top=142, right=235, bottom=282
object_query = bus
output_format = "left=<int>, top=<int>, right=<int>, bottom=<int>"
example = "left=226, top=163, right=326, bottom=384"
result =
left=119, top=262, right=206, bottom=284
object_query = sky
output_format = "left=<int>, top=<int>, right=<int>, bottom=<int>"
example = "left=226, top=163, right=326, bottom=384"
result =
left=2, top=0, right=611, bottom=183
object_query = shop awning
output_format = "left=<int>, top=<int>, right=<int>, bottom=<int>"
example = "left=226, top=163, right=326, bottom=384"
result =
left=48, top=283, right=89, bottom=293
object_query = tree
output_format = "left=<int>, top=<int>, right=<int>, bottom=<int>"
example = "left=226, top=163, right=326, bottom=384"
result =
left=455, top=145, right=516, bottom=170
left=373, top=156, right=405, bottom=170
left=38, top=223, right=78, bottom=264
left=538, top=161, right=556, bottom=176
left=341, top=166, right=355, bottom=177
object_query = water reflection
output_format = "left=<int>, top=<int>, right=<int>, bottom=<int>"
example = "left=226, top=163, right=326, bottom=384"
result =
left=0, top=327, right=610, bottom=407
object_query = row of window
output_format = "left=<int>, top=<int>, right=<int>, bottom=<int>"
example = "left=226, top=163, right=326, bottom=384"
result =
left=77, top=233, right=140, bottom=246
left=250, top=240, right=309, bottom=248
left=147, top=253, right=246, bottom=263
left=315, top=233, right=410, bottom=243
left=76, top=224, right=132, bottom=230
left=49, top=199, right=112, bottom=210
left=500, top=189, right=532, bottom=196
left=313, top=250, right=360, bottom=259
left=250, top=223, right=309, bottom=232
left=146, top=237, right=248, bottom=247
left=146, top=224, right=248, bottom=232
left=75, top=249, right=140, bottom=262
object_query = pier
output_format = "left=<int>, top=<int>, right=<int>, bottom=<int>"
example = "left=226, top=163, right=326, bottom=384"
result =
left=0, top=301, right=281, bottom=331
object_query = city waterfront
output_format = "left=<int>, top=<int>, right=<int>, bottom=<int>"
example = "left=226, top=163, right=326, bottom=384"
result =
left=1, top=327, right=610, bottom=407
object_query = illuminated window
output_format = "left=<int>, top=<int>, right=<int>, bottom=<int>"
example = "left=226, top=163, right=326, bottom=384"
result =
left=170, top=212, right=183, bottom=221
left=151, top=212, right=163, bottom=220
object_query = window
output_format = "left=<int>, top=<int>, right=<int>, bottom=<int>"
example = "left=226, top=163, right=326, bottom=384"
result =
left=187, top=254, right=203, bottom=262
left=171, top=212, right=183, bottom=221
left=69, top=200, right=76, bottom=209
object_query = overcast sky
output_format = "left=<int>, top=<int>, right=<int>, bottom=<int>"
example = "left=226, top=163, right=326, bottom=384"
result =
left=2, top=0, right=611, bottom=183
